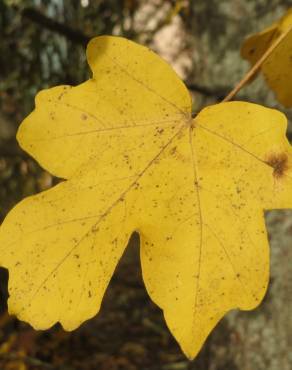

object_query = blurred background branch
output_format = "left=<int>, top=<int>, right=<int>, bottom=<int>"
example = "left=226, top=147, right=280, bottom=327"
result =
left=21, top=6, right=91, bottom=46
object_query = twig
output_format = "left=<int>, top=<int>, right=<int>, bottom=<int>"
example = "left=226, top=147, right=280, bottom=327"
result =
left=187, top=82, right=229, bottom=99
left=223, top=25, right=292, bottom=102
left=21, top=7, right=91, bottom=46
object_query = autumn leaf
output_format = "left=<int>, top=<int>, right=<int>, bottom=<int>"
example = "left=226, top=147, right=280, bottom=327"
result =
left=0, top=36, right=292, bottom=359
left=241, top=8, right=292, bottom=107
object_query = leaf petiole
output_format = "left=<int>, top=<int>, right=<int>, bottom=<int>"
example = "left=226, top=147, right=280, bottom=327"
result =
left=223, top=25, right=292, bottom=102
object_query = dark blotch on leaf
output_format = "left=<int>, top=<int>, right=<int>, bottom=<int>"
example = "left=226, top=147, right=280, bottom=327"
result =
left=266, top=152, right=289, bottom=178
left=249, top=47, right=256, bottom=55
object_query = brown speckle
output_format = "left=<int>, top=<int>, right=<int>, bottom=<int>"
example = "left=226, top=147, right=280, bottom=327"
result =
left=249, top=47, right=256, bottom=55
left=170, top=146, right=177, bottom=155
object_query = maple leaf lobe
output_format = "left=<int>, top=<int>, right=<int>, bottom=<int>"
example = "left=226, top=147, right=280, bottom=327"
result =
left=241, top=8, right=292, bottom=107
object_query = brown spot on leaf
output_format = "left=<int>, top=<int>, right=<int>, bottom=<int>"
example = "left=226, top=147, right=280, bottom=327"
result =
left=249, top=47, right=256, bottom=55
left=266, top=152, right=289, bottom=178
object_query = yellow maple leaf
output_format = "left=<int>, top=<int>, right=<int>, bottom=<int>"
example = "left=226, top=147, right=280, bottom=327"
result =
left=0, top=36, right=292, bottom=359
left=241, top=8, right=292, bottom=107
